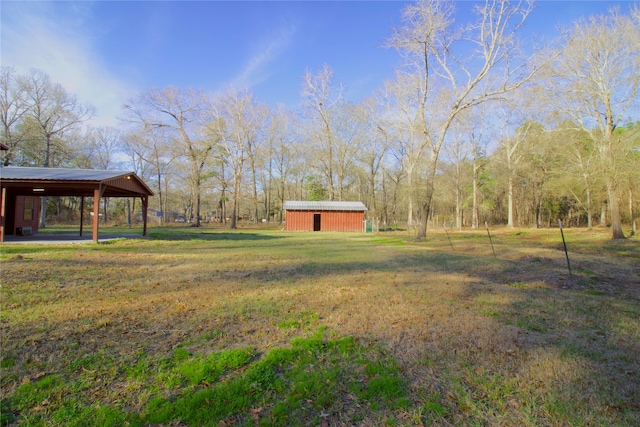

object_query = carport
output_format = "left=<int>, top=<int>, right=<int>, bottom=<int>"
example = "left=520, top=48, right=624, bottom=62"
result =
left=0, top=166, right=154, bottom=243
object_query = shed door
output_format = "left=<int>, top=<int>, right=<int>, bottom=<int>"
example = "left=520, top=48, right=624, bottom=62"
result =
left=313, top=214, right=321, bottom=231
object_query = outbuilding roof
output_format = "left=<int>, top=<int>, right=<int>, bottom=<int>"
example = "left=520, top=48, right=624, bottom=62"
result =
left=283, top=201, right=368, bottom=211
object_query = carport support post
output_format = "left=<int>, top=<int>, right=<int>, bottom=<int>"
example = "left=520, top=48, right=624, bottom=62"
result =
left=79, top=197, right=84, bottom=236
left=92, top=187, right=101, bottom=243
left=91, top=184, right=108, bottom=242
left=142, top=196, right=148, bottom=236
left=0, top=186, right=6, bottom=243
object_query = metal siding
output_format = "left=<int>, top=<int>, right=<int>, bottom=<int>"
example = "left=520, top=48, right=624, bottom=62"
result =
left=285, top=210, right=363, bottom=232
left=322, top=211, right=364, bottom=231
left=285, top=210, right=314, bottom=231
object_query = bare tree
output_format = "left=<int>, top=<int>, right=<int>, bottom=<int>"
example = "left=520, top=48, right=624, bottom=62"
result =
left=495, top=109, right=534, bottom=228
left=301, top=64, right=343, bottom=201
left=121, top=131, right=156, bottom=226
left=443, top=119, right=472, bottom=229
left=0, top=66, right=29, bottom=165
left=332, top=102, right=362, bottom=201
left=357, top=98, right=390, bottom=223
left=86, top=126, right=122, bottom=221
left=261, top=105, right=296, bottom=223
left=552, top=123, right=600, bottom=230
left=386, top=0, right=544, bottom=239
left=549, top=8, right=640, bottom=239
left=210, top=88, right=265, bottom=229
left=270, top=107, right=301, bottom=224
left=122, top=130, right=175, bottom=223
left=87, top=127, right=121, bottom=170
left=20, top=69, right=94, bottom=169
left=124, top=86, right=215, bottom=227
left=19, top=69, right=93, bottom=227
left=244, top=98, right=268, bottom=223
left=379, top=74, right=429, bottom=228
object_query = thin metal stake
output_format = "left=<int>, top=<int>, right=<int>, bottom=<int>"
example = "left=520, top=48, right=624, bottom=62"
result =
left=558, top=219, right=572, bottom=275
left=485, top=221, right=497, bottom=259
left=443, top=223, right=455, bottom=251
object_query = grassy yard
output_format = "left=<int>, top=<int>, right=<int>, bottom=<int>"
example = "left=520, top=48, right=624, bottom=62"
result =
left=1, top=226, right=639, bottom=426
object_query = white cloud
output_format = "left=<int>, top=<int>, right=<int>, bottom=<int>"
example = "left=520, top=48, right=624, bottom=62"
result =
left=1, top=2, right=136, bottom=128
left=231, top=22, right=297, bottom=89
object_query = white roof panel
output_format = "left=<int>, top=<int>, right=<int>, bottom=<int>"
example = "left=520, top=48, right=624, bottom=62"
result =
left=283, top=201, right=368, bottom=211
left=0, top=166, right=128, bottom=181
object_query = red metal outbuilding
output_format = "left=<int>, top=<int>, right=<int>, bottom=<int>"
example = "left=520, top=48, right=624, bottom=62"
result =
left=283, top=201, right=367, bottom=232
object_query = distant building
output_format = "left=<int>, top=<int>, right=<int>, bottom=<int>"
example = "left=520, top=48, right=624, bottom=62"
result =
left=283, top=201, right=367, bottom=232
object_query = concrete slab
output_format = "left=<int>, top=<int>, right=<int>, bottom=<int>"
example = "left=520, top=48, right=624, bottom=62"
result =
left=1, top=233, right=146, bottom=244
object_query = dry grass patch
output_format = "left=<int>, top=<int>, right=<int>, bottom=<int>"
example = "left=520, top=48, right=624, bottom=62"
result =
left=1, top=226, right=638, bottom=426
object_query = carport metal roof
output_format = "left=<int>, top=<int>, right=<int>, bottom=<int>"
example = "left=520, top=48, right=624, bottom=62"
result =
left=0, top=167, right=154, bottom=198
left=0, top=166, right=154, bottom=243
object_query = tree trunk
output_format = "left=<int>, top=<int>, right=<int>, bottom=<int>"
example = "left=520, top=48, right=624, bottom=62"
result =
left=607, top=179, right=625, bottom=239
left=328, top=138, right=334, bottom=201
left=472, top=160, right=479, bottom=229
left=630, top=185, right=636, bottom=237
left=507, top=174, right=514, bottom=228
left=368, top=171, right=376, bottom=223
left=600, top=200, right=607, bottom=227
left=266, top=155, right=273, bottom=223
left=381, top=172, right=388, bottom=226
left=156, top=167, right=163, bottom=224
left=585, top=175, right=592, bottom=230
left=455, top=186, right=462, bottom=229
left=279, top=170, right=285, bottom=224
left=220, top=188, right=227, bottom=225
left=250, top=158, right=258, bottom=223
left=407, top=168, right=414, bottom=227
left=192, top=173, right=202, bottom=227
left=230, top=172, right=241, bottom=229
left=417, top=173, right=436, bottom=240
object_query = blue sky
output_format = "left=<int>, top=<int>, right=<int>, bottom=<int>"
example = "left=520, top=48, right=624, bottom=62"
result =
left=1, top=1, right=636, bottom=127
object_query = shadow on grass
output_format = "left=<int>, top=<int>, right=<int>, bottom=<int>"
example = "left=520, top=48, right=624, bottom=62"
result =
left=2, top=229, right=639, bottom=425
left=147, top=230, right=284, bottom=242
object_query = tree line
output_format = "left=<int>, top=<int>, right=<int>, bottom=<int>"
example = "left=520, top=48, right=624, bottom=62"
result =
left=1, top=0, right=639, bottom=239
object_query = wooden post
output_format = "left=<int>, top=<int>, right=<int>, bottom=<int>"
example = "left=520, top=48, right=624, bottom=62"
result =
left=0, top=186, right=6, bottom=243
left=92, top=188, right=100, bottom=243
left=142, top=196, right=148, bottom=236
left=79, top=197, right=84, bottom=236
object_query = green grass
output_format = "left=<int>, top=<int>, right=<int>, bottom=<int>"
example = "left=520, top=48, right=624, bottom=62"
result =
left=1, top=226, right=638, bottom=426
left=3, top=330, right=409, bottom=426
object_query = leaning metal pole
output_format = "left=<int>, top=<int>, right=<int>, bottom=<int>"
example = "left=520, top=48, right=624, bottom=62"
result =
left=558, top=219, right=572, bottom=275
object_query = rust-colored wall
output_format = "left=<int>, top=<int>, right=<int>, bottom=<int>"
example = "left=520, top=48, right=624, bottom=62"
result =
left=285, top=210, right=364, bottom=232
left=13, top=195, right=39, bottom=233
